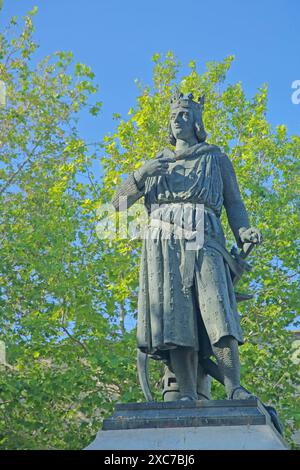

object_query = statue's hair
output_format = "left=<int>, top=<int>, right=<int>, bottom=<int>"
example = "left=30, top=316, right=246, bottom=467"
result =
left=168, top=106, right=207, bottom=146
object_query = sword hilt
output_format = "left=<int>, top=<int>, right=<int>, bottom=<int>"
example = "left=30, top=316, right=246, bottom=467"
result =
left=241, top=241, right=255, bottom=259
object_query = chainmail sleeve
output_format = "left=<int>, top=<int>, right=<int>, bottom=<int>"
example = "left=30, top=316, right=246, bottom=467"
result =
left=220, top=154, right=250, bottom=247
left=112, top=173, right=145, bottom=211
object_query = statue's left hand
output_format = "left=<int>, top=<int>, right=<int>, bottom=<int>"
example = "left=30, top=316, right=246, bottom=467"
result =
left=239, top=227, right=263, bottom=245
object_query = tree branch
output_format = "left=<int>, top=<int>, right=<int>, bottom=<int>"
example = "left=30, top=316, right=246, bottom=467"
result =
left=0, top=142, right=41, bottom=196
left=60, top=326, right=90, bottom=355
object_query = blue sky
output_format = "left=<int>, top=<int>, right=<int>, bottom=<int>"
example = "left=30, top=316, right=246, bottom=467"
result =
left=1, top=0, right=299, bottom=146
left=1, top=2, right=298, bottom=332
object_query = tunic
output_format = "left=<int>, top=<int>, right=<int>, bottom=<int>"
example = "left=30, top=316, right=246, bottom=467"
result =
left=112, top=142, right=250, bottom=361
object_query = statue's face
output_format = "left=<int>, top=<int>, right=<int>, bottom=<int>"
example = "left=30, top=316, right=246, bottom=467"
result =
left=170, top=107, right=195, bottom=142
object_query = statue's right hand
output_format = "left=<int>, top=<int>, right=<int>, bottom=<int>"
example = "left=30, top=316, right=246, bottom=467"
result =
left=140, top=157, right=176, bottom=178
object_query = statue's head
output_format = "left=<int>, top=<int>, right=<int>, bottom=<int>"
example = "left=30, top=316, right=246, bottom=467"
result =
left=168, top=91, right=206, bottom=146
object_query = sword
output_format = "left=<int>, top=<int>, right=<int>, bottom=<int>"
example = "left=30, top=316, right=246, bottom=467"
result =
left=137, top=348, right=153, bottom=402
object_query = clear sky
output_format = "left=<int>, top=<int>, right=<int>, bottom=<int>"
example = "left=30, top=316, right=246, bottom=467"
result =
left=1, top=0, right=299, bottom=145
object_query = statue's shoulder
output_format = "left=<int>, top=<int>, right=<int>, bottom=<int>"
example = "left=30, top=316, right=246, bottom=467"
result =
left=196, top=142, right=223, bottom=157
left=197, top=144, right=234, bottom=174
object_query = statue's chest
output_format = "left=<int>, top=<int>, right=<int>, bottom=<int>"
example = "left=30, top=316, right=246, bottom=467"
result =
left=165, top=157, right=205, bottom=193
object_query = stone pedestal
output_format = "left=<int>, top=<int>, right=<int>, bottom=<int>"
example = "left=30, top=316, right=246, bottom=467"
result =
left=85, top=399, right=287, bottom=450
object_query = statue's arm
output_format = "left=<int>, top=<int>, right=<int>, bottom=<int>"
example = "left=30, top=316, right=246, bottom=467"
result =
left=220, top=154, right=250, bottom=247
left=112, top=170, right=145, bottom=211
left=112, top=154, right=175, bottom=211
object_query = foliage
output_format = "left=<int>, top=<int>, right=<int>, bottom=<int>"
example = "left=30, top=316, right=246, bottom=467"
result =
left=0, top=10, right=299, bottom=449
left=0, top=9, right=140, bottom=449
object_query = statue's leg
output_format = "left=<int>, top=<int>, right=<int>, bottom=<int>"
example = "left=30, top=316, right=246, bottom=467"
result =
left=163, top=359, right=211, bottom=401
left=169, top=346, right=198, bottom=400
left=212, top=335, right=253, bottom=399
left=197, top=361, right=211, bottom=400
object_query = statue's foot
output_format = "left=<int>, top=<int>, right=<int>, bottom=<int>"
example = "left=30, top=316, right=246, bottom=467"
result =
left=180, top=395, right=197, bottom=401
left=197, top=392, right=210, bottom=401
left=230, top=386, right=256, bottom=400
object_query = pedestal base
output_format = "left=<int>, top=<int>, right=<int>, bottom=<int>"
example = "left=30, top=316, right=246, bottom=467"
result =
left=85, top=399, right=287, bottom=450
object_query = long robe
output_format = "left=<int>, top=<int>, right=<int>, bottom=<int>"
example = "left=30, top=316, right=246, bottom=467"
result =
left=112, top=142, right=250, bottom=361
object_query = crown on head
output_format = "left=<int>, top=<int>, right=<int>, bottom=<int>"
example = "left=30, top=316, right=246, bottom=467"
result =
left=170, top=90, right=205, bottom=113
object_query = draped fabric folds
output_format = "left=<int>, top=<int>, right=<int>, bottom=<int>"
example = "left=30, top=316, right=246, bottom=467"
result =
left=112, top=142, right=249, bottom=361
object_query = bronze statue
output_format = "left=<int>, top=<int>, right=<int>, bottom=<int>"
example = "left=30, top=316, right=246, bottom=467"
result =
left=112, top=91, right=263, bottom=402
